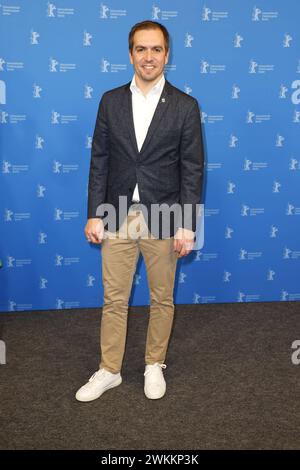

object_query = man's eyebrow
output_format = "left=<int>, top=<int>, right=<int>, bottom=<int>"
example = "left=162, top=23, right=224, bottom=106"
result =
left=134, top=45, right=164, bottom=49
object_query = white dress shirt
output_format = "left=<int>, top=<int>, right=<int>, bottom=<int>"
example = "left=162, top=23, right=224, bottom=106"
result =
left=130, top=74, right=165, bottom=202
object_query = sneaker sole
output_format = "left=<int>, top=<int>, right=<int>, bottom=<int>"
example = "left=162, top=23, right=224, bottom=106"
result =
left=144, top=387, right=166, bottom=400
left=76, top=377, right=122, bottom=402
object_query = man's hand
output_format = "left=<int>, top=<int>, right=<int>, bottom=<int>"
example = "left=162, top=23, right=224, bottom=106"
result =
left=85, top=218, right=104, bottom=244
left=174, top=228, right=195, bottom=258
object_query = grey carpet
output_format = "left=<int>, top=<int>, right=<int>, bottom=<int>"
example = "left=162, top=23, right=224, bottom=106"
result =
left=0, top=301, right=300, bottom=450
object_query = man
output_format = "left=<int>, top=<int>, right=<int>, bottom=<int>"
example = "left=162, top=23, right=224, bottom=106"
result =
left=76, top=20, right=204, bottom=402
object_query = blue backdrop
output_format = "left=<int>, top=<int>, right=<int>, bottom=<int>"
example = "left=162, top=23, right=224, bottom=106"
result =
left=1, top=0, right=300, bottom=312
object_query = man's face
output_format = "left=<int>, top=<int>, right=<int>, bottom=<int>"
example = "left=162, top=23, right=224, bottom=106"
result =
left=129, top=28, right=169, bottom=84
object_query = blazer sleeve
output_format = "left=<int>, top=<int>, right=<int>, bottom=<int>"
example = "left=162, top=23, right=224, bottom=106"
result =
left=87, top=94, right=109, bottom=219
left=179, top=99, right=204, bottom=232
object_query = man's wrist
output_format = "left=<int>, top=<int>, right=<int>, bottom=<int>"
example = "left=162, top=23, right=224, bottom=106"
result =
left=175, top=227, right=195, bottom=238
left=87, top=216, right=103, bottom=220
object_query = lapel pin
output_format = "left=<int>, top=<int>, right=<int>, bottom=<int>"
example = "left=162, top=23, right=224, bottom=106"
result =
left=161, top=98, right=166, bottom=103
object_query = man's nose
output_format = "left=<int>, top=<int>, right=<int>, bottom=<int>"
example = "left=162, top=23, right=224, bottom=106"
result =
left=145, top=49, right=153, bottom=61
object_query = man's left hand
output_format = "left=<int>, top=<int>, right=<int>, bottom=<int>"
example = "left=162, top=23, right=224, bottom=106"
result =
left=173, top=228, right=195, bottom=258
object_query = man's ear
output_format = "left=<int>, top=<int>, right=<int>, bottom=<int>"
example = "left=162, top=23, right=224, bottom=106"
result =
left=129, top=51, right=133, bottom=65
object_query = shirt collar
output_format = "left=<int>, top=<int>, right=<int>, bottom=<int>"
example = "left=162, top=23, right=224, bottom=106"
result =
left=130, top=74, right=165, bottom=97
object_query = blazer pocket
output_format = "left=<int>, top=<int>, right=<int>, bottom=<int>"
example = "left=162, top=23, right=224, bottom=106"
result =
left=159, top=164, right=180, bottom=189
left=156, top=129, right=180, bottom=139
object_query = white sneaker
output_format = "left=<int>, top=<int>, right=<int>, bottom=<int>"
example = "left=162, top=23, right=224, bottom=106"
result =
left=144, top=363, right=167, bottom=400
left=75, top=368, right=122, bottom=402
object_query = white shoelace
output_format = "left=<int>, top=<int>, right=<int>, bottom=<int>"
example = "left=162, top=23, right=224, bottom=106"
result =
left=144, top=363, right=167, bottom=377
left=89, top=369, right=106, bottom=382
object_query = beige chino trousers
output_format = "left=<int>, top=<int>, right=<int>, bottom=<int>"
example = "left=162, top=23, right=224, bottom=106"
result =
left=99, top=206, right=178, bottom=374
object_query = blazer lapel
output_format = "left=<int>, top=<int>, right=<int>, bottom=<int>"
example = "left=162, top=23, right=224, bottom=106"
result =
left=139, top=80, right=172, bottom=154
left=123, top=83, right=140, bottom=156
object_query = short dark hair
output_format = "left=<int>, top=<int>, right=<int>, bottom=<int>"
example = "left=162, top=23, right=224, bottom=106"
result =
left=128, top=20, right=170, bottom=52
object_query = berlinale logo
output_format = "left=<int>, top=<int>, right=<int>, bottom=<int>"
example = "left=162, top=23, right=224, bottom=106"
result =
left=0, top=80, right=6, bottom=104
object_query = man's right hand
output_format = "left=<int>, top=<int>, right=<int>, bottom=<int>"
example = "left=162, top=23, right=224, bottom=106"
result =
left=84, top=218, right=104, bottom=244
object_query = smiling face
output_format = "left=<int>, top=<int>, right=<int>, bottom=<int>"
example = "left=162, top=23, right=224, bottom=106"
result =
left=129, top=28, right=169, bottom=87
